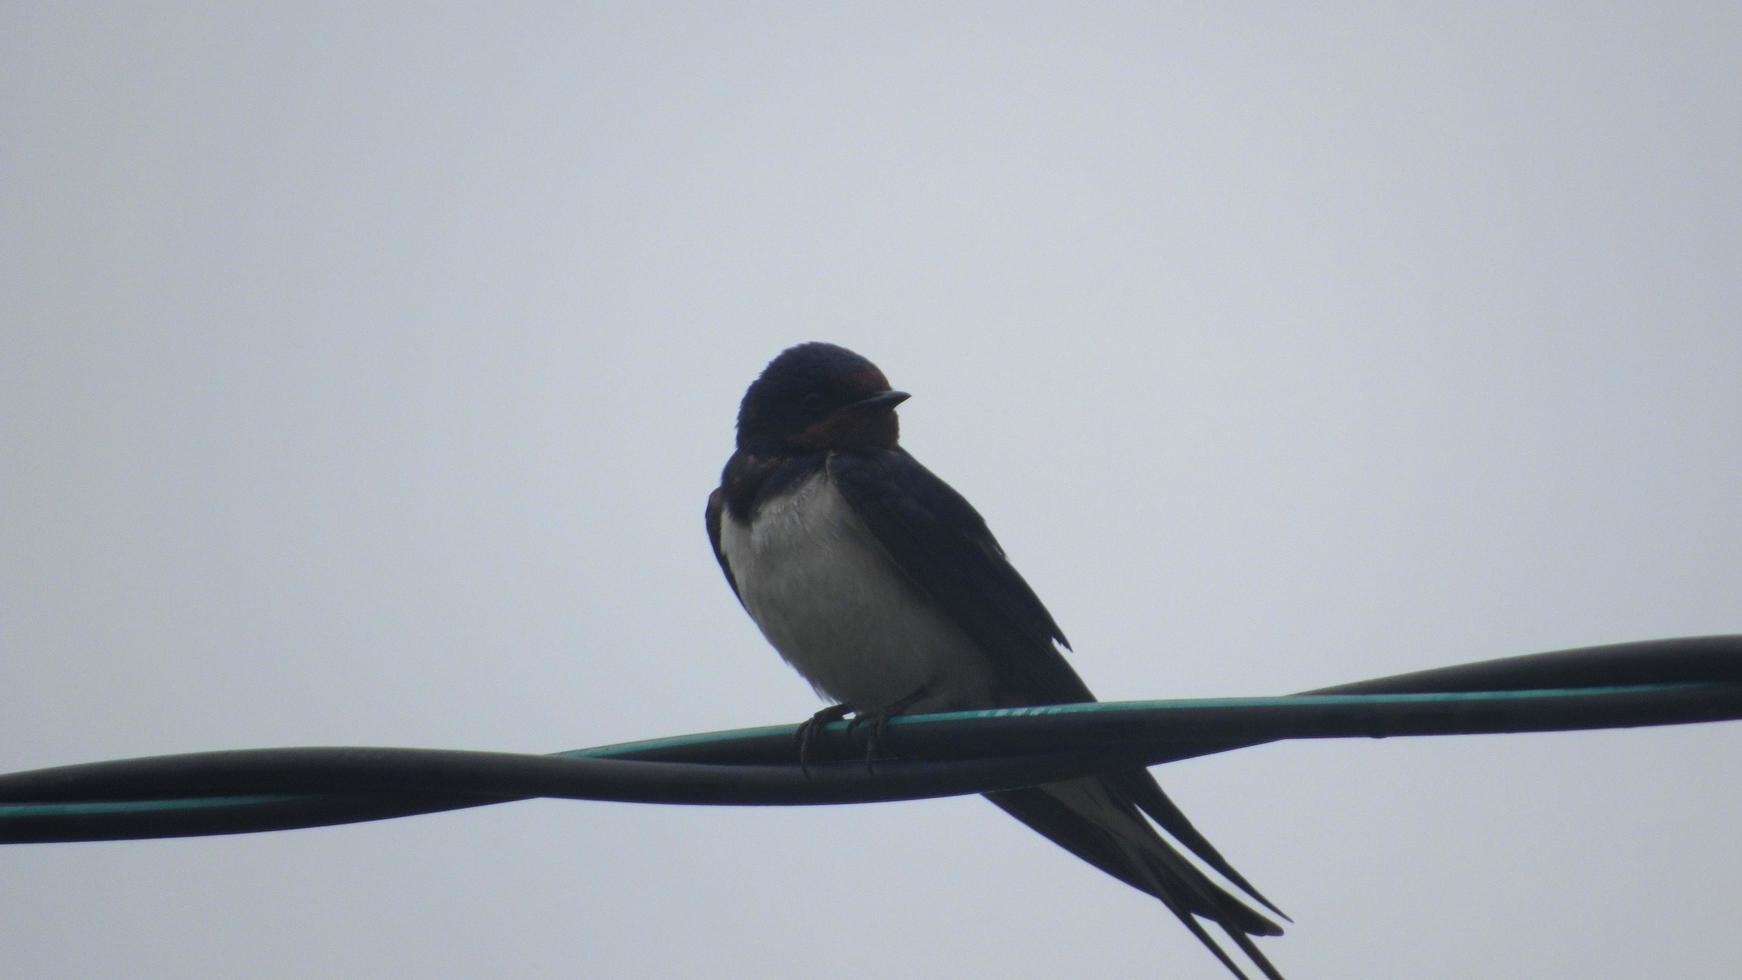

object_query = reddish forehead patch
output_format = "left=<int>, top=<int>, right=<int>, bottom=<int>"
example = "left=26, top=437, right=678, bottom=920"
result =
left=847, top=365, right=891, bottom=394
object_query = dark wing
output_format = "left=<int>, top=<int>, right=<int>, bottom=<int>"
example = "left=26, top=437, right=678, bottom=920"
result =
left=704, top=485, right=742, bottom=605
left=831, top=446, right=1289, bottom=971
left=826, top=447, right=1093, bottom=703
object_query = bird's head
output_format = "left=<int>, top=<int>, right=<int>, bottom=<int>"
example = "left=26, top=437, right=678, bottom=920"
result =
left=736, top=342, right=910, bottom=454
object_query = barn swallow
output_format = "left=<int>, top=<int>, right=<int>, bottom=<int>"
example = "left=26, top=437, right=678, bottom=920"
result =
left=706, top=342, right=1286, bottom=979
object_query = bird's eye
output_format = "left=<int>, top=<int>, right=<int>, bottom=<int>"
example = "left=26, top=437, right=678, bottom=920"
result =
left=799, top=391, right=824, bottom=411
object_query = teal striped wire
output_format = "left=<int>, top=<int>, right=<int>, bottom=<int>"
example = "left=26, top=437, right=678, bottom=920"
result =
left=2, top=683, right=1719, bottom=823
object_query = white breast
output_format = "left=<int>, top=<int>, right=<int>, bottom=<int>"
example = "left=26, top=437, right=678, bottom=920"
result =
left=718, top=467, right=999, bottom=712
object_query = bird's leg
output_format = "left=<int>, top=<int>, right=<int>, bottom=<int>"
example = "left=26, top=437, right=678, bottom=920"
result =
left=844, top=686, right=930, bottom=773
left=795, top=703, right=854, bottom=777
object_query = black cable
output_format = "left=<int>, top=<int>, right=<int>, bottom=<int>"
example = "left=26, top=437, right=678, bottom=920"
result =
left=3, top=635, right=1738, bottom=844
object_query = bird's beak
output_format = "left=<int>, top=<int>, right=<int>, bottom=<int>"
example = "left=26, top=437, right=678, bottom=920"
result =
left=854, top=389, right=911, bottom=412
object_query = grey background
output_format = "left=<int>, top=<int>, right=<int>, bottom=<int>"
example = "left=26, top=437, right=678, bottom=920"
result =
left=6, top=5, right=1739, bottom=978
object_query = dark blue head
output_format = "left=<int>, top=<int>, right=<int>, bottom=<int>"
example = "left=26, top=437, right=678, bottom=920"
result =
left=736, top=342, right=910, bottom=454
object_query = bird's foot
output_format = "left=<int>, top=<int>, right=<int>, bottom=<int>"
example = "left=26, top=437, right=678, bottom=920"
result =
left=843, top=688, right=928, bottom=773
left=795, top=703, right=853, bottom=777
left=842, top=712, right=891, bottom=773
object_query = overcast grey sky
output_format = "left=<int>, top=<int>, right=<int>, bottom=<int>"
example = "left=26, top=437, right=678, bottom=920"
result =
left=6, top=4, right=1740, bottom=978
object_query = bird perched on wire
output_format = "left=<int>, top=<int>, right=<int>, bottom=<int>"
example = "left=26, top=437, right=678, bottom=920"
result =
left=706, top=342, right=1286, bottom=979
